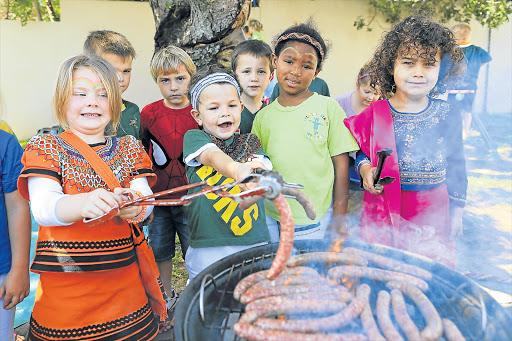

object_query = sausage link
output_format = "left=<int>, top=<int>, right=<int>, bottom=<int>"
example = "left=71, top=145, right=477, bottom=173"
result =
left=360, top=287, right=385, bottom=341
left=387, top=281, right=442, bottom=341
left=267, top=194, right=295, bottom=280
left=390, top=289, right=422, bottom=341
left=287, top=252, right=368, bottom=267
left=233, top=266, right=319, bottom=301
left=442, top=318, right=466, bottom=341
left=276, top=290, right=354, bottom=302
left=282, top=187, right=316, bottom=220
left=253, top=284, right=370, bottom=333
left=376, top=290, right=404, bottom=341
left=241, top=284, right=348, bottom=305
left=342, top=247, right=432, bottom=280
left=241, top=298, right=346, bottom=324
left=327, top=265, right=429, bottom=292
left=250, top=275, right=336, bottom=291
left=233, top=322, right=367, bottom=341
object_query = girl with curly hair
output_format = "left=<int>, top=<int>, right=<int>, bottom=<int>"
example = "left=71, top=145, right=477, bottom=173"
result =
left=344, top=16, right=467, bottom=268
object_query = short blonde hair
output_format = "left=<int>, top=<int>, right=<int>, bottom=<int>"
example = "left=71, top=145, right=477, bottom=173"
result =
left=54, top=55, right=122, bottom=135
left=150, top=45, right=196, bottom=82
left=451, top=23, right=471, bottom=40
left=83, top=30, right=136, bottom=60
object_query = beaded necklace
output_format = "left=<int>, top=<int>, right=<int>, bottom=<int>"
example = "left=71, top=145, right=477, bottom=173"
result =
left=205, top=132, right=262, bottom=162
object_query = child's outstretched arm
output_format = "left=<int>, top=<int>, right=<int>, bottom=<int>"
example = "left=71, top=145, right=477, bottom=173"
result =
left=0, top=190, right=30, bottom=309
left=56, top=188, right=124, bottom=223
left=326, top=153, right=350, bottom=237
left=197, top=147, right=267, bottom=181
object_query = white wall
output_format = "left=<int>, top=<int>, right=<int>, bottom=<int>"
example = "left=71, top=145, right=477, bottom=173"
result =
left=1, top=0, right=511, bottom=140
left=0, top=0, right=160, bottom=140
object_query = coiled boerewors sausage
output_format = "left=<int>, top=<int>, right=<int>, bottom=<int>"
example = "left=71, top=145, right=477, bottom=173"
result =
left=342, top=247, right=432, bottom=280
left=240, top=284, right=348, bottom=305
left=387, top=281, right=442, bottom=341
left=390, top=289, right=422, bottom=341
left=240, top=298, right=347, bottom=324
left=376, top=290, right=404, bottom=341
left=232, top=322, right=368, bottom=341
left=233, top=266, right=319, bottom=301
left=442, top=318, right=466, bottom=341
left=327, top=265, right=429, bottom=292
left=287, top=252, right=368, bottom=267
left=250, top=275, right=338, bottom=291
left=253, top=284, right=370, bottom=333
left=360, top=288, right=385, bottom=341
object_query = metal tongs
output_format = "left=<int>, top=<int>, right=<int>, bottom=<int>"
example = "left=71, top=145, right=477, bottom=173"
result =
left=84, top=169, right=316, bottom=227
left=373, top=148, right=396, bottom=191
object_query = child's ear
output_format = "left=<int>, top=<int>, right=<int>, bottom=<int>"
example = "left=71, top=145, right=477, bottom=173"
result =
left=272, top=54, right=278, bottom=70
left=190, top=109, right=202, bottom=126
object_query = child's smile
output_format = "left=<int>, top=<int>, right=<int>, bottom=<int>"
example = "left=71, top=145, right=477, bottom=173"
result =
left=393, top=47, right=441, bottom=101
left=66, top=67, right=111, bottom=143
left=192, top=83, right=242, bottom=140
left=273, top=41, right=319, bottom=106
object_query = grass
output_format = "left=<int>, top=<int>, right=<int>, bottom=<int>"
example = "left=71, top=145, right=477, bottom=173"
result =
left=172, top=235, right=189, bottom=293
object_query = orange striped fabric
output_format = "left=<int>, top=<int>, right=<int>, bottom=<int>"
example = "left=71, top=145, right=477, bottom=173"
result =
left=17, top=134, right=162, bottom=340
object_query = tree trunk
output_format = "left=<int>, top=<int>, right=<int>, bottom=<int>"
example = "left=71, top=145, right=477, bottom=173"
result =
left=32, top=0, right=43, bottom=21
left=149, top=0, right=251, bottom=68
left=44, top=0, right=58, bottom=22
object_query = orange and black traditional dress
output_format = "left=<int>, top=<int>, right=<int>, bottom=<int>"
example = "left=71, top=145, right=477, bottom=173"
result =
left=18, top=134, right=160, bottom=341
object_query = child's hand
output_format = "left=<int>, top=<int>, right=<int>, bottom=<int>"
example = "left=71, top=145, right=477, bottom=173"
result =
left=81, top=188, right=122, bottom=219
left=360, top=164, right=383, bottom=195
left=113, top=188, right=142, bottom=220
left=235, top=160, right=267, bottom=181
left=326, top=214, right=349, bottom=240
left=236, top=161, right=267, bottom=191
left=449, top=206, right=464, bottom=240
left=0, top=266, right=30, bottom=310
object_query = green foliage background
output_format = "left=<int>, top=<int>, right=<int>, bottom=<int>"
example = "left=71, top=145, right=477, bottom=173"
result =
left=355, top=0, right=512, bottom=31
left=1, top=0, right=60, bottom=26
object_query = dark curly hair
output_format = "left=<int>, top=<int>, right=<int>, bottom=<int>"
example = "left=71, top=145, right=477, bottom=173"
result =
left=273, top=20, right=329, bottom=70
left=368, top=16, right=465, bottom=98
left=187, top=64, right=240, bottom=103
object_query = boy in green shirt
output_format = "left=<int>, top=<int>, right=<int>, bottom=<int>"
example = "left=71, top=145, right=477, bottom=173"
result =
left=183, top=65, right=271, bottom=281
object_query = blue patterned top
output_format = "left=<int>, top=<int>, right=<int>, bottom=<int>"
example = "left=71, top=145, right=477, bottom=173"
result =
left=356, top=98, right=467, bottom=207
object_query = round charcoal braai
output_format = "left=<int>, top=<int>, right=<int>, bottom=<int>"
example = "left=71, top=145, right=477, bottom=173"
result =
left=175, top=240, right=512, bottom=341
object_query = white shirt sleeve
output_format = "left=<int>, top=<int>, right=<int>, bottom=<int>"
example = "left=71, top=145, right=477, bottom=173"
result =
left=129, top=177, right=154, bottom=217
left=28, top=177, right=72, bottom=226
left=184, top=143, right=217, bottom=167
left=28, top=177, right=155, bottom=226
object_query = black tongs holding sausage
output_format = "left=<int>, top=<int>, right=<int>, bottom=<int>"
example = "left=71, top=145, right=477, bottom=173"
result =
left=373, top=148, right=395, bottom=190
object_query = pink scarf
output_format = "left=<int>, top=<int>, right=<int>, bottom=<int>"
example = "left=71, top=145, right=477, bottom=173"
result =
left=344, top=100, right=401, bottom=247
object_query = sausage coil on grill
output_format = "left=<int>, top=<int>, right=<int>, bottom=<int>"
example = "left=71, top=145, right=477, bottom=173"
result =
left=240, top=298, right=347, bottom=324
left=376, top=290, right=404, bottom=341
left=253, top=283, right=370, bottom=333
left=390, top=289, right=422, bottom=341
left=327, top=265, right=429, bottom=292
left=250, top=275, right=338, bottom=291
left=240, top=284, right=348, bottom=305
left=287, top=252, right=368, bottom=267
left=232, top=323, right=368, bottom=341
left=342, top=247, right=432, bottom=280
left=360, top=289, right=385, bottom=341
left=442, top=318, right=466, bottom=341
left=387, top=281, right=442, bottom=341
left=233, top=266, right=319, bottom=301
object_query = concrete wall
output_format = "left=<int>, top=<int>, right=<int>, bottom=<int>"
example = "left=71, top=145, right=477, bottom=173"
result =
left=1, top=0, right=510, bottom=140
